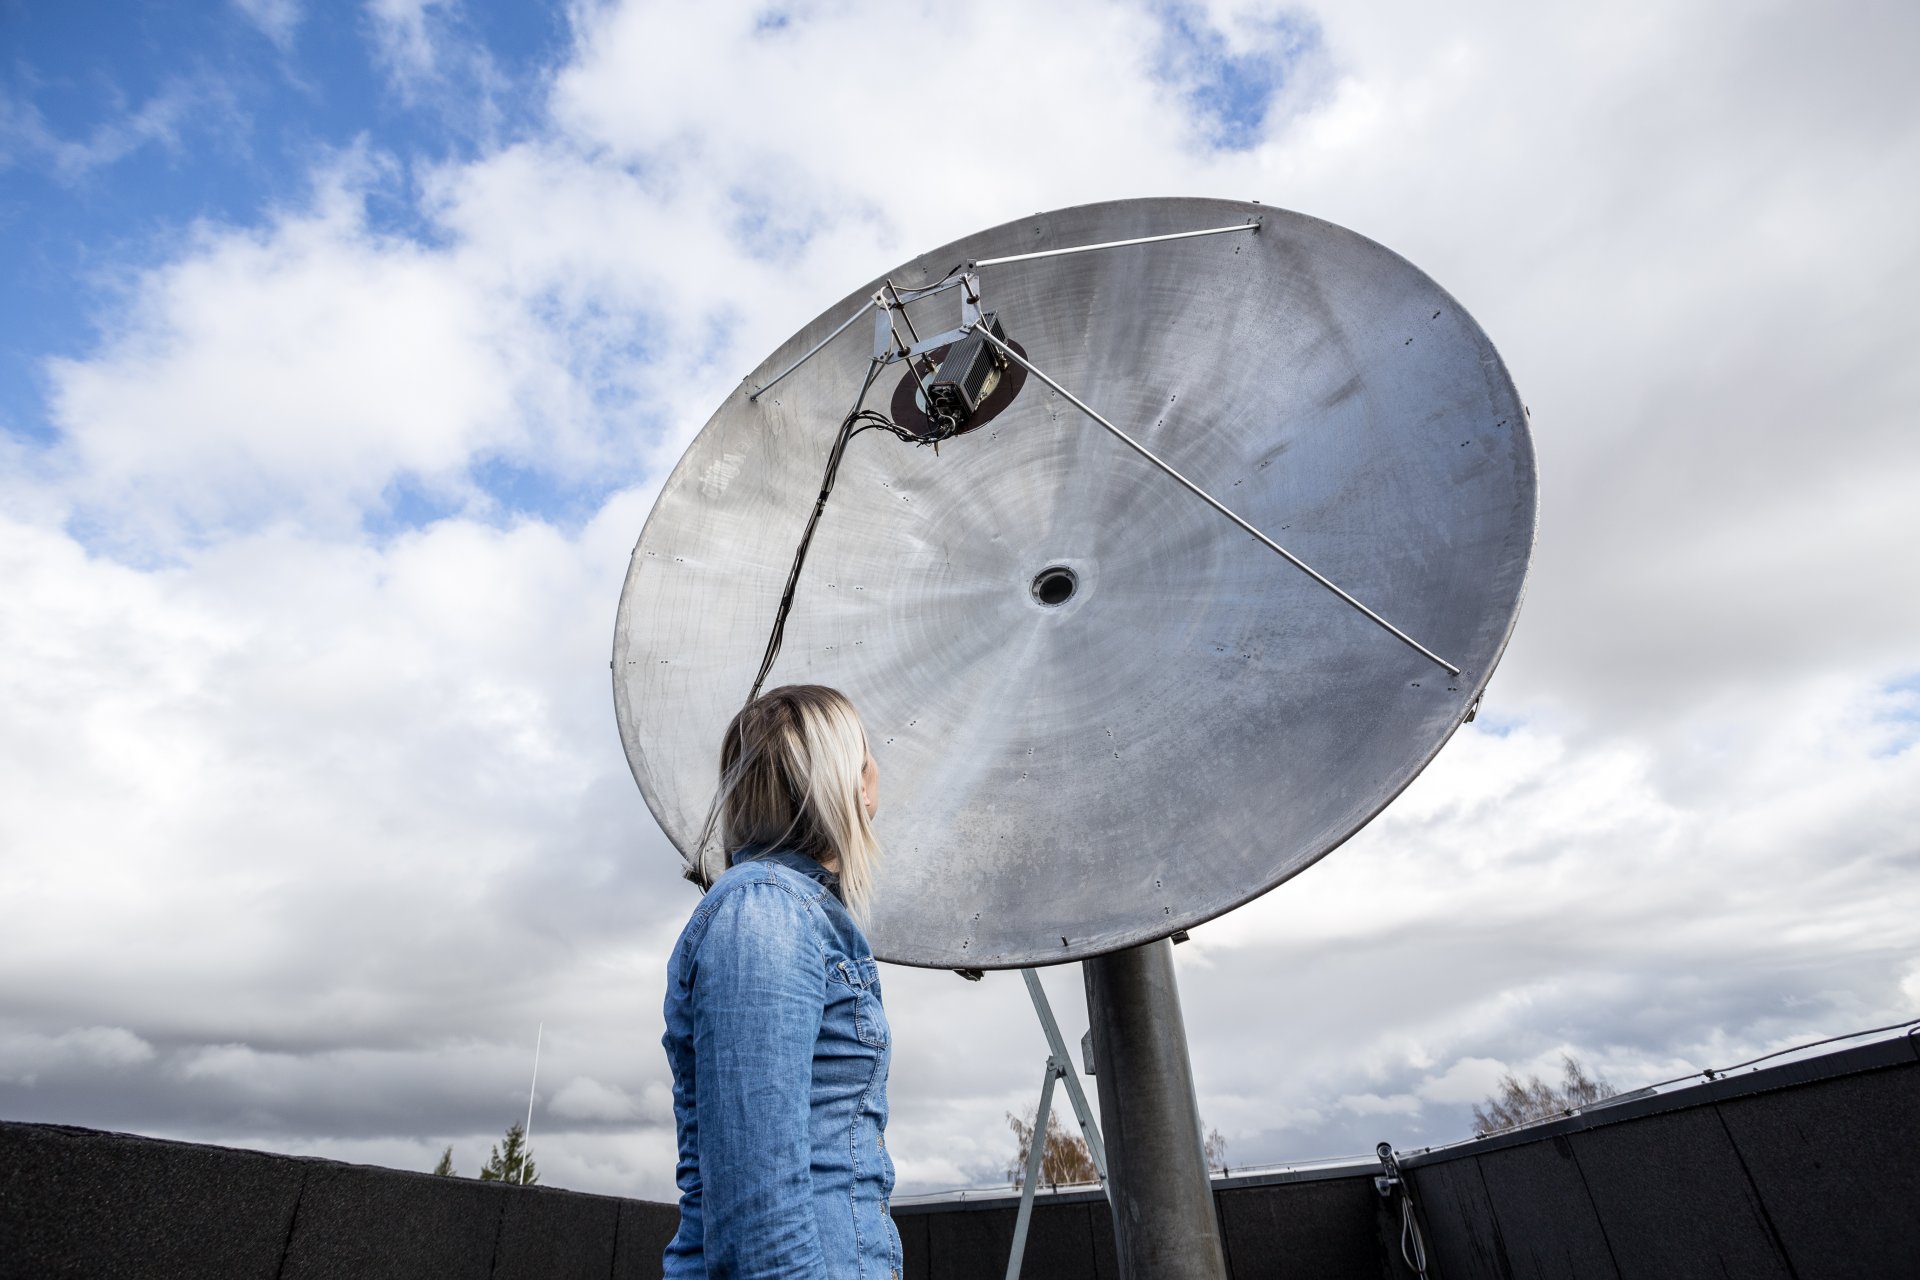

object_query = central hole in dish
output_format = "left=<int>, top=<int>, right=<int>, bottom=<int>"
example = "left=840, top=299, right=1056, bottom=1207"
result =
left=1031, top=566, right=1077, bottom=606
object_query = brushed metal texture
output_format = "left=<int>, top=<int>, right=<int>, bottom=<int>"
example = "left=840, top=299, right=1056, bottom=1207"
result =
left=613, top=197, right=1537, bottom=968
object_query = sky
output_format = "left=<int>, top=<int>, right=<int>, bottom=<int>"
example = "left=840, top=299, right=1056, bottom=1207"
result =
left=2, top=0, right=1917, bottom=1200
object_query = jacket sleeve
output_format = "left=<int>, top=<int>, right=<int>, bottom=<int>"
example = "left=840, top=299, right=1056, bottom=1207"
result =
left=689, top=881, right=830, bottom=1279
left=662, top=963, right=705, bottom=1276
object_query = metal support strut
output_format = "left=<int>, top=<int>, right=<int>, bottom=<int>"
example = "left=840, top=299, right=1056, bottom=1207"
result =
left=1023, top=970, right=1108, bottom=1178
left=968, top=324, right=1462, bottom=677
left=1005, top=970, right=1109, bottom=1280
left=745, top=219, right=1260, bottom=402
left=1005, top=1056, right=1063, bottom=1280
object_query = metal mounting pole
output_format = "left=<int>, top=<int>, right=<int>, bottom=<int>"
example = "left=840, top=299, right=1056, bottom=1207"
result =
left=1084, top=939, right=1228, bottom=1280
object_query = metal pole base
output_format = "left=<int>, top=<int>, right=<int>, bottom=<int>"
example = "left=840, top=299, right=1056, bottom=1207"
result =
left=1083, top=939, right=1229, bottom=1280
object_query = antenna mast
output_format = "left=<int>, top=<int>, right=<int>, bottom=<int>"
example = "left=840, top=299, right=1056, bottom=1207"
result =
left=522, top=1022, right=542, bottom=1186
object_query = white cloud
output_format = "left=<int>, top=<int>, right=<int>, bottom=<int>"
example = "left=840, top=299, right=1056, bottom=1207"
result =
left=1338, top=1091, right=1421, bottom=1116
left=549, top=1075, right=644, bottom=1122
left=0, top=79, right=222, bottom=184
left=362, top=0, right=514, bottom=138
left=365, top=0, right=451, bottom=89
left=1900, top=962, right=1920, bottom=1010
left=231, top=0, right=304, bottom=49
left=0, top=1026, right=156, bottom=1086
left=43, top=150, right=607, bottom=543
left=1416, top=1057, right=1511, bottom=1106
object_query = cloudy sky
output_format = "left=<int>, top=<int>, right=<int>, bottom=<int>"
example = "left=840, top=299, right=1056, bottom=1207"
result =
left=2, top=0, right=1916, bottom=1199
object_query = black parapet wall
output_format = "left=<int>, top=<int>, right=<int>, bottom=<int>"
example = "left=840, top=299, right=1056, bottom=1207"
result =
left=891, top=1162, right=1418, bottom=1280
left=895, top=1187, right=1115, bottom=1280
left=0, top=1122, right=678, bottom=1280
left=5, top=1032, right=1913, bottom=1279
left=1396, top=1029, right=1920, bottom=1280
left=1213, top=1167, right=1417, bottom=1279
left=0, top=1118, right=1403, bottom=1280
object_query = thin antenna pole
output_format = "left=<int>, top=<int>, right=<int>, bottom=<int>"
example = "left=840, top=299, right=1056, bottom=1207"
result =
left=521, top=1022, right=543, bottom=1186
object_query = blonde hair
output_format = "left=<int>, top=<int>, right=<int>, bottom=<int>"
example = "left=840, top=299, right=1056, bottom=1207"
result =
left=696, top=685, right=882, bottom=923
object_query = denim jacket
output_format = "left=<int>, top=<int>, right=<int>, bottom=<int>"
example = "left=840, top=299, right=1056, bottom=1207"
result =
left=662, top=848, right=901, bottom=1280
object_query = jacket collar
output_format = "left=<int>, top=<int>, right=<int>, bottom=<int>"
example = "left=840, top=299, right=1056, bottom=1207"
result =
left=733, top=846, right=843, bottom=899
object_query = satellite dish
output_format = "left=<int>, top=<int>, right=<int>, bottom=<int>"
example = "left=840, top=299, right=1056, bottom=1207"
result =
left=613, top=197, right=1536, bottom=969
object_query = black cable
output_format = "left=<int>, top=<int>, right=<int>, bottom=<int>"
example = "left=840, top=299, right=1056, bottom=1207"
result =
left=744, top=348, right=970, bottom=704
left=1401, top=1196, right=1430, bottom=1277
left=693, top=302, right=969, bottom=890
left=746, top=361, right=884, bottom=704
left=848, top=412, right=934, bottom=445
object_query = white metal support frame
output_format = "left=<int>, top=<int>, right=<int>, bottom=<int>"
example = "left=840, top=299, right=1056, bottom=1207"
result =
left=967, top=323, right=1462, bottom=676
left=745, top=219, right=1259, bottom=401
left=1022, top=970, right=1107, bottom=1177
left=758, top=229, right=1464, bottom=677
left=1006, top=969, right=1109, bottom=1280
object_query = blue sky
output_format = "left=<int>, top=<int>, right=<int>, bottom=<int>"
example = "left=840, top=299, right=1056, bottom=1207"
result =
left=1, top=1, right=565, bottom=441
left=0, top=0, right=1915, bottom=1200
left=2, top=0, right=1308, bottom=527
left=1153, top=2, right=1318, bottom=150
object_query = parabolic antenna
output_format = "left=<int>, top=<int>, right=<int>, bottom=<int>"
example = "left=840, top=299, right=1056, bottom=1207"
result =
left=614, top=197, right=1535, bottom=969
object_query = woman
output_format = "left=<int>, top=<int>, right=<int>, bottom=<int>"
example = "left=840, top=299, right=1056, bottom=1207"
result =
left=661, top=684, right=900, bottom=1279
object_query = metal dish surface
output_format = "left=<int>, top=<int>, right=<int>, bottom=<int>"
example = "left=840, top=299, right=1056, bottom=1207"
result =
left=613, top=197, right=1536, bottom=968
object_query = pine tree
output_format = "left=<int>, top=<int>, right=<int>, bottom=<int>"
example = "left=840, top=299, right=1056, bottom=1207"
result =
left=431, top=1147, right=455, bottom=1177
left=478, top=1122, right=539, bottom=1186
